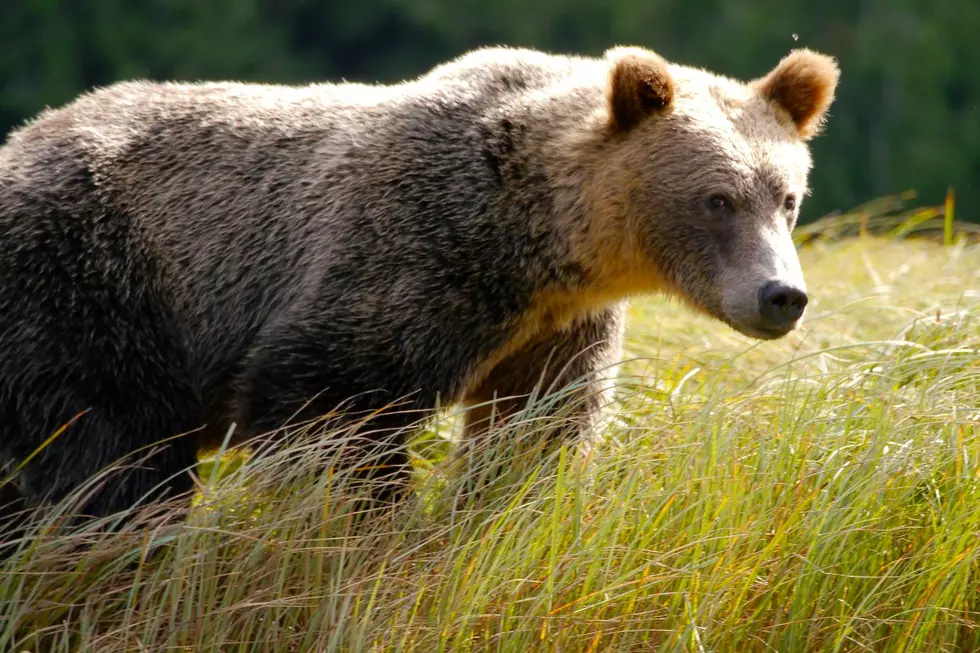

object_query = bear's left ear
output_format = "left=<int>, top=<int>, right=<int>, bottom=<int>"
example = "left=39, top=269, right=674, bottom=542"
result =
left=604, top=46, right=675, bottom=133
left=753, top=49, right=840, bottom=140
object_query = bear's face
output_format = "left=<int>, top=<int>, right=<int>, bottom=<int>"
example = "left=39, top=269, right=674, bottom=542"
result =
left=601, top=47, right=839, bottom=340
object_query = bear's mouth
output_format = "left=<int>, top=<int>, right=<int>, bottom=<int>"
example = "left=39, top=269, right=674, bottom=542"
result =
left=669, top=284, right=802, bottom=341
left=727, top=319, right=799, bottom=341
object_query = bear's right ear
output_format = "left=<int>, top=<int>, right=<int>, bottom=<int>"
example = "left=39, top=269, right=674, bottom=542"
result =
left=604, top=46, right=675, bottom=133
left=753, top=49, right=840, bottom=140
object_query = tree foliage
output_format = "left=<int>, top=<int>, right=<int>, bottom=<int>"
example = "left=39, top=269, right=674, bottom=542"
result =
left=2, top=0, right=977, bottom=222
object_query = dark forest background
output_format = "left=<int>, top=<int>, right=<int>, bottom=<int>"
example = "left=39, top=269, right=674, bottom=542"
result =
left=2, top=1, right=978, bottom=223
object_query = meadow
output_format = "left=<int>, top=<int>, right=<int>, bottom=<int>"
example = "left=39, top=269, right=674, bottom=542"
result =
left=2, top=196, right=979, bottom=652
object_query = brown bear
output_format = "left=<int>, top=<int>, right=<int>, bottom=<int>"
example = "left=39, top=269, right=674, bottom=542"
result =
left=0, top=45, right=839, bottom=537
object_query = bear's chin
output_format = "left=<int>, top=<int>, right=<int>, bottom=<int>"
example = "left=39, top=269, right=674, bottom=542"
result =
left=727, top=320, right=800, bottom=341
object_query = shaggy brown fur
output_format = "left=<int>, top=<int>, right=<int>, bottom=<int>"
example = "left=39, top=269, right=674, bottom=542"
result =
left=0, top=45, right=839, bottom=536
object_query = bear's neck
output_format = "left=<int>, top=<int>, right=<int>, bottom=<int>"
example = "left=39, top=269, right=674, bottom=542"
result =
left=496, top=87, right=669, bottom=316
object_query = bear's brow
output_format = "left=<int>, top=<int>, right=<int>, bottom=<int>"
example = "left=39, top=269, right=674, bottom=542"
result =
left=758, top=164, right=791, bottom=200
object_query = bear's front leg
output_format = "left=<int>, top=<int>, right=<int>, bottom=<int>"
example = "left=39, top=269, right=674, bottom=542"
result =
left=459, top=305, right=627, bottom=457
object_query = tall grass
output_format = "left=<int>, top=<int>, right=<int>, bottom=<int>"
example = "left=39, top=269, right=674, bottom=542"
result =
left=2, top=198, right=980, bottom=652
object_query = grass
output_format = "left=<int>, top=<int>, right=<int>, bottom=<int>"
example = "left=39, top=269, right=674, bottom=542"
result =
left=2, top=196, right=980, bottom=652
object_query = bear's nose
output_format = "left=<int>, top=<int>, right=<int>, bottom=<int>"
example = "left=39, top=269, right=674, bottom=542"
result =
left=758, top=281, right=808, bottom=329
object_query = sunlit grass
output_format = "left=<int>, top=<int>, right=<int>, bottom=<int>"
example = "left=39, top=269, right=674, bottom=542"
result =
left=2, top=198, right=980, bottom=652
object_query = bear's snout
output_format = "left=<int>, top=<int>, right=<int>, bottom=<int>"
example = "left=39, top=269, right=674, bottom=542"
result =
left=715, top=223, right=809, bottom=341
left=757, top=281, right=808, bottom=332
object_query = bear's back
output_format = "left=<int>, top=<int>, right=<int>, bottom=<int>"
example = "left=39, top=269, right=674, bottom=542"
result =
left=0, top=48, right=607, bottom=398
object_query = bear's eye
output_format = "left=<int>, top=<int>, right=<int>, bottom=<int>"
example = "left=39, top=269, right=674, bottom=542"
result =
left=708, top=194, right=734, bottom=213
left=783, top=194, right=797, bottom=211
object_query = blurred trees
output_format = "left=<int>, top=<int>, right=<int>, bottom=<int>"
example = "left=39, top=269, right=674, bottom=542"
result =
left=2, top=0, right=977, bottom=223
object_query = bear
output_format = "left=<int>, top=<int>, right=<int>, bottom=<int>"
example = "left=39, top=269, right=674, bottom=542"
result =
left=0, top=44, right=839, bottom=541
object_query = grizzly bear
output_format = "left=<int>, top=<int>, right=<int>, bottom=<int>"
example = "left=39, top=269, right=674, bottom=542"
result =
left=0, top=45, right=839, bottom=537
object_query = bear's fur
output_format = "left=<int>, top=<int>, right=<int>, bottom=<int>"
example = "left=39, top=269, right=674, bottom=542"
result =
left=0, top=45, right=839, bottom=533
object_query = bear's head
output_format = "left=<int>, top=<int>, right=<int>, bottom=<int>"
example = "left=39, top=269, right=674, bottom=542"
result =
left=591, top=46, right=839, bottom=340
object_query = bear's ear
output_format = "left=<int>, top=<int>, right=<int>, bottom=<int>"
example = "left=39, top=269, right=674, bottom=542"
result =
left=753, top=49, right=840, bottom=140
left=604, top=46, right=675, bottom=133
